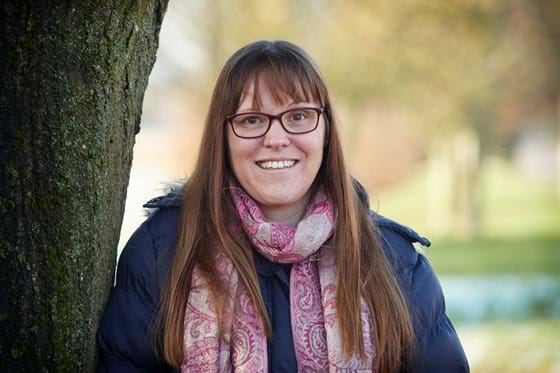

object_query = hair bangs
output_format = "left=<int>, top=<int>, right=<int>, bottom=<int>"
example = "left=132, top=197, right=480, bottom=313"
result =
left=233, top=47, right=327, bottom=112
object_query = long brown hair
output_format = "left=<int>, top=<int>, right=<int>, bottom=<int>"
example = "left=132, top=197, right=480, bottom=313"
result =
left=152, top=40, right=414, bottom=372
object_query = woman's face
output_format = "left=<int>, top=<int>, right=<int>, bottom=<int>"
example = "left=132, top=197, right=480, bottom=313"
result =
left=227, top=80, right=326, bottom=221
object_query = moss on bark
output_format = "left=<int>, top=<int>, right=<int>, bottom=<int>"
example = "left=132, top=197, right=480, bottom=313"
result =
left=0, top=1, right=169, bottom=371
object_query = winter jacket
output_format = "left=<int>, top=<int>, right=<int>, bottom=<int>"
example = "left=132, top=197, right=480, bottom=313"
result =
left=96, top=188, right=469, bottom=373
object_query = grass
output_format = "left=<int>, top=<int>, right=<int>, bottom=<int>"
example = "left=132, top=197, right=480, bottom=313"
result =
left=458, top=319, right=560, bottom=372
left=426, top=236, right=560, bottom=275
left=374, top=157, right=560, bottom=274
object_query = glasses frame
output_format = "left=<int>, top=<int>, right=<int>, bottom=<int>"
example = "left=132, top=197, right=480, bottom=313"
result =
left=225, top=106, right=325, bottom=139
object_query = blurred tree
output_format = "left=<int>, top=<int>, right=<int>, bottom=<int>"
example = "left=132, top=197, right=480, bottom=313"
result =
left=530, top=0, right=560, bottom=195
left=0, top=1, right=168, bottom=371
left=315, top=0, right=557, bottom=238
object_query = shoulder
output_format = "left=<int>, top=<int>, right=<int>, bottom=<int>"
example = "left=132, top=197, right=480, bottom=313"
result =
left=372, top=213, right=431, bottom=249
left=367, top=212, right=444, bottom=331
left=116, top=192, right=182, bottom=293
left=368, top=211, right=440, bottom=309
left=353, top=178, right=430, bottom=280
left=369, top=211, right=431, bottom=284
left=142, top=194, right=182, bottom=253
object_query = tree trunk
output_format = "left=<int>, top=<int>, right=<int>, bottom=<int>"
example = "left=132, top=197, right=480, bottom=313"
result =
left=0, top=1, right=168, bottom=371
left=426, top=136, right=454, bottom=236
left=451, top=129, right=480, bottom=240
left=556, top=94, right=560, bottom=197
left=426, top=129, right=480, bottom=240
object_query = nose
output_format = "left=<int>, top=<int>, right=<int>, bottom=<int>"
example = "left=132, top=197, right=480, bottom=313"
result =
left=262, top=118, right=290, bottom=148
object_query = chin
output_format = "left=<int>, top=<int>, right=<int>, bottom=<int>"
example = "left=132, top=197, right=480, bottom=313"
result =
left=258, top=194, right=299, bottom=207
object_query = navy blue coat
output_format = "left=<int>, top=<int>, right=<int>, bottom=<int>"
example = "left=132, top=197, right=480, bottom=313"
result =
left=97, top=190, right=469, bottom=372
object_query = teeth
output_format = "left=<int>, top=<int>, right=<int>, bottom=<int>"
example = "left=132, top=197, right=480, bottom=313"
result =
left=257, top=160, right=296, bottom=169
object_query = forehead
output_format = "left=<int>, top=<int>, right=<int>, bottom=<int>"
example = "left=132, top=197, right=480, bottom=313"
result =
left=237, top=73, right=318, bottom=111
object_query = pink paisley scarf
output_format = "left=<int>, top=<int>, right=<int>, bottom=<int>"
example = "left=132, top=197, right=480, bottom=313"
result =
left=181, top=186, right=375, bottom=372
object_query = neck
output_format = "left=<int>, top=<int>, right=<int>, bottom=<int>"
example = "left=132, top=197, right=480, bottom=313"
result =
left=261, top=194, right=310, bottom=227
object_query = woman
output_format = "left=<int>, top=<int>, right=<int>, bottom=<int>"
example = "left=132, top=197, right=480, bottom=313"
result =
left=97, top=40, right=469, bottom=372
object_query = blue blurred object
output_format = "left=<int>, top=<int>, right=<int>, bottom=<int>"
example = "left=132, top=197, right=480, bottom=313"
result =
left=441, top=275, right=560, bottom=324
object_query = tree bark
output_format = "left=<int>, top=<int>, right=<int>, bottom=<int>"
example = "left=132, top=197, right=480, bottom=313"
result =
left=0, top=1, right=168, bottom=371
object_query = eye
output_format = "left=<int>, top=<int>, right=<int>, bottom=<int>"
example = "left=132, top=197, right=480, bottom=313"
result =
left=243, top=116, right=261, bottom=125
left=290, top=111, right=307, bottom=121
left=233, top=114, right=267, bottom=127
left=284, top=109, right=317, bottom=126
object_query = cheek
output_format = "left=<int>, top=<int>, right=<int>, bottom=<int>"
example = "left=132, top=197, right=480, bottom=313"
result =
left=227, top=132, right=257, bottom=173
left=227, top=131, right=243, bottom=176
left=303, top=131, right=326, bottom=163
left=310, top=144, right=325, bottom=169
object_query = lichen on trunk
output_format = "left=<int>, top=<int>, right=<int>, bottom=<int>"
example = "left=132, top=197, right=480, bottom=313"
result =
left=0, top=1, right=169, bottom=371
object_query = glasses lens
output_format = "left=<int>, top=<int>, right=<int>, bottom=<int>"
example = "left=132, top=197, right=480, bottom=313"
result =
left=231, top=113, right=269, bottom=137
left=282, top=109, right=319, bottom=133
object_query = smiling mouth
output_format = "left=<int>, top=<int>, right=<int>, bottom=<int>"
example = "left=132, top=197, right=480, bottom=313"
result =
left=256, top=160, right=298, bottom=169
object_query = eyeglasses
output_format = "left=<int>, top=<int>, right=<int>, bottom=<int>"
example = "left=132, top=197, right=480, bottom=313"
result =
left=225, top=107, right=325, bottom=139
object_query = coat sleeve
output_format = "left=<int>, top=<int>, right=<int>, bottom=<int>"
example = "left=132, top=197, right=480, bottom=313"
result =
left=380, top=228, right=470, bottom=373
left=96, top=220, right=173, bottom=373
left=407, top=252, right=469, bottom=373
